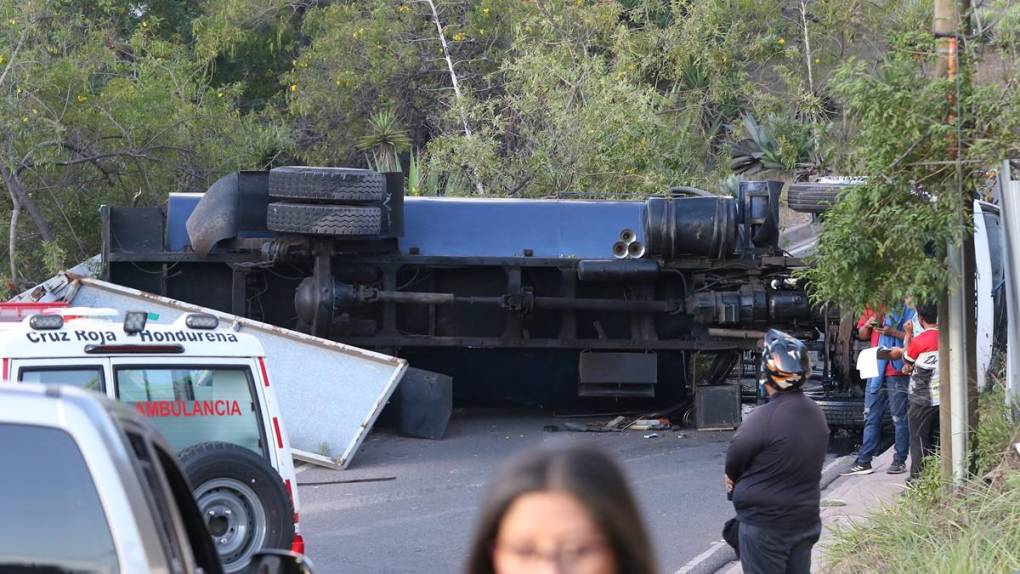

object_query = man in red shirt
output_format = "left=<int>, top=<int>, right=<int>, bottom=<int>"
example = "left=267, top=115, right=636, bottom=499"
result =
left=880, top=303, right=940, bottom=480
left=845, top=303, right=913, bottom=476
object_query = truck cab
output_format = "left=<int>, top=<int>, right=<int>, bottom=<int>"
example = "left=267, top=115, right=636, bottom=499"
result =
left=0, top=306, right=303, bottom=573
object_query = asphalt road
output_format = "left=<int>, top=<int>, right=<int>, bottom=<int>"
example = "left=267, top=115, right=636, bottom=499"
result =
left=296, top=409, right=744, bottom=574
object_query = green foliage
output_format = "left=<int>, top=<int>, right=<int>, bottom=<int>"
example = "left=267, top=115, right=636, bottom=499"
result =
left=801, top=0, right=1020, bottom=309
left=41, top=241, right=67, bottom=277
left=825, top=359, right=1020, bottom=574
left=824, top=407, right=1020, bottom=574
left=358, top=108, right=411, bottom=173
left=975, top=363, right=1017, bottom=477
left=0, top=0, right=289, bottom=285
left=0, top=0, right=1017, bottom=293
left=730, top=114, right=815, bottom=175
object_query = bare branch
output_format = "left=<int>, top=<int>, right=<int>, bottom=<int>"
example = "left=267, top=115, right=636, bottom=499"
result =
left=418, top=0, right=485, bottom=195
left=800, top=1, right=815, bottom=94
left=0, top=26, right=29, bottom=90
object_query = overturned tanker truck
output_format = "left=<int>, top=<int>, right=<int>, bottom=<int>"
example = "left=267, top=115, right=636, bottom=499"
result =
left=99, top=167, right=862, bottom=426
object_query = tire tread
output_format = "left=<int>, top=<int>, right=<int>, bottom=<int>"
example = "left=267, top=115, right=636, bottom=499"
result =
left=267, top=202, right=382, bottom=236
left=268, top=166, right=385, bottom=203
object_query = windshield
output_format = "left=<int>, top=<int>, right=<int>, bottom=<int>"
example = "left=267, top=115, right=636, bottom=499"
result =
left=0, top=423, right=119, bottom=574
left=116, top=366, right=266, bottom=456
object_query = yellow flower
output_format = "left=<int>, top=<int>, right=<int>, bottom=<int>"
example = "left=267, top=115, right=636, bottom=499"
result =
left=453, top=32, right=466, bottom=42
left=482, top=7, right=490, bottom=15
left=76, top=95, right=87, bottom=103
left=777, top=37, right=785, bottom=45
left=290, top=84, right=297, bottom=93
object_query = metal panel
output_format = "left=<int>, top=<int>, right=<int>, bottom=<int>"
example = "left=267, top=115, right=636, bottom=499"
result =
left=578, top=352, right=657, bottom=398
left=974, top=201, right=995, bottom=392
left=110, top=207, right=165, bottom=252
left=12, top=274, right=407, bottom=469
left=399, top=197, right=647, bottom=259
left=391, top=367, right=452, bottom=440
left=578, top=352, right=657, bottom=383
left=167, top=193, right=203, bottom=251
left=695, top=385, right=741, bottom=430
left=998, top=162, right=1020, bottom=415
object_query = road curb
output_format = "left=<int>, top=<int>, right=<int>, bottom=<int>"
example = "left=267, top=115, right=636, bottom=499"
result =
left=819, top=453, right=857, bottom=491
left=674, top=541, right=736, bottom=574
left=676, top=453, right=857, bottom=574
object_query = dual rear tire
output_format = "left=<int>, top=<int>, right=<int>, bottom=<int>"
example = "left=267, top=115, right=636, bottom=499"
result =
left=266, top=166, right=385, bottom=236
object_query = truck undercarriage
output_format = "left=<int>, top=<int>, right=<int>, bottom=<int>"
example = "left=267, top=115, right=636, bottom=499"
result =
left=100, top=167, right=862, bottom=420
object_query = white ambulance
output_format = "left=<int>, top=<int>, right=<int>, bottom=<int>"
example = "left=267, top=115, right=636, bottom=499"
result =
left=0, top=303, right=303, bottom=573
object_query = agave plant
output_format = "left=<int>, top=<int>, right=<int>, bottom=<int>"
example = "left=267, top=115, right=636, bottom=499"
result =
left=357, top=108, right=412, bottom=172
left=729, top=114, right=785, bottom=175
left=730, top=113, right=817, bottom=177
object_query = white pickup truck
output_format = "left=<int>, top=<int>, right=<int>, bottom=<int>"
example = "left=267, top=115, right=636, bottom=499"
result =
left=0, top=305, right=303, bottom=573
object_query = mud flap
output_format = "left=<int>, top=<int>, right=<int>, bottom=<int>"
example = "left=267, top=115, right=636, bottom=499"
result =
left=187, top=172, right=240, bottom=257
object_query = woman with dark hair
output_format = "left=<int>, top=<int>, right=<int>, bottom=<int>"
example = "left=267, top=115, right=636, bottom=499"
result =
left=465, top=444, right=657, bottom=574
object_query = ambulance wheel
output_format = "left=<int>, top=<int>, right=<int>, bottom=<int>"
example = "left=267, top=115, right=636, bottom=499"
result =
left=179, top=442, right=294, bottom=573
left=269, top=166, right=385, bottom=203
left=267, top=202, right=382, bottom=236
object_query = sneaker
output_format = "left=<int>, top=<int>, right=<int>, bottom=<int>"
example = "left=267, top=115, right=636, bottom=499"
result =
left=841, top=462, right=874, bottom=476
left=887, top=461, right=907, bottom=474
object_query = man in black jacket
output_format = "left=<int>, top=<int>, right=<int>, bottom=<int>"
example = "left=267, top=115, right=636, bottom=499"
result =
left=725, top=330, right=829, bottom=574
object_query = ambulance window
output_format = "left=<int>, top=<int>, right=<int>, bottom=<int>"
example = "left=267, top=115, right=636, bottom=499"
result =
left=0, top=423, right=119, bottom=574
left=115, top=366, right=265, bottom=456
left=19, top=366, right=105, bottom=393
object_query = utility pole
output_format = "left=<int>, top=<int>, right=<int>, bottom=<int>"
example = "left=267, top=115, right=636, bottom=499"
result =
left=933, top=0, right=977, bottom=483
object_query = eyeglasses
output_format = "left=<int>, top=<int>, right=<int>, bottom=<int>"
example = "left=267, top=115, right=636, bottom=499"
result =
left=492, top=540, right=609, bottom=572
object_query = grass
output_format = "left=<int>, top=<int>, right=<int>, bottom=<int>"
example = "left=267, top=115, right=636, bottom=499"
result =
left=822, top=380, right=1020, bottom=574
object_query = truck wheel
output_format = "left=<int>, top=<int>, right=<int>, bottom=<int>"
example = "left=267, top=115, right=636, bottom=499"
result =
left=269, top=166, right=385, bottom=203
left=814, top=398, right=866, bottom=428
left=267, top=202, right=382, bottom=236
left=787, top=183, right=848, bottom=214
left=178, top=442, right=294, bottom=574
left=813, top=397, right=894, bottom=430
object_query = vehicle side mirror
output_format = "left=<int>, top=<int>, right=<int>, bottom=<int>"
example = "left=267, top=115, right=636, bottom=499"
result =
left=249, top=550, right=314, bottom=574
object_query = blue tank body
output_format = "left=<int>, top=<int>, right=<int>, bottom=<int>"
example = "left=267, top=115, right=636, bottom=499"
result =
left=397, top=197, right=646, bottom=259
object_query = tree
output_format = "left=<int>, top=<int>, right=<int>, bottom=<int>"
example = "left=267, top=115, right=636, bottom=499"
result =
left=802, top=0, right=1020, bottom=309
left=0, top=0, right=289, bottom=287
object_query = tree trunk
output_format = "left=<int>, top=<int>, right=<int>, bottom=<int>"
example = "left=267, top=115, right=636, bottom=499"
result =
left=422, top=0, right=486, bottom=196
left=0, top=134, right=55, bottom=243
left=8, top=191, right=18, bottom=282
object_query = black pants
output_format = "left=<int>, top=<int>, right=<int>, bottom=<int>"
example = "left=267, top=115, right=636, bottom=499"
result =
left=908, top=403, right=940, bottom=478
left=738, top=521, right=821, bottom=574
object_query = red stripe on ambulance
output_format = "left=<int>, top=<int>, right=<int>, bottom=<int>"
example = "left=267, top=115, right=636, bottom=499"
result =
left=258, top=357, right=271, bottom=387
left=273, top=416, right=284, bottom=449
